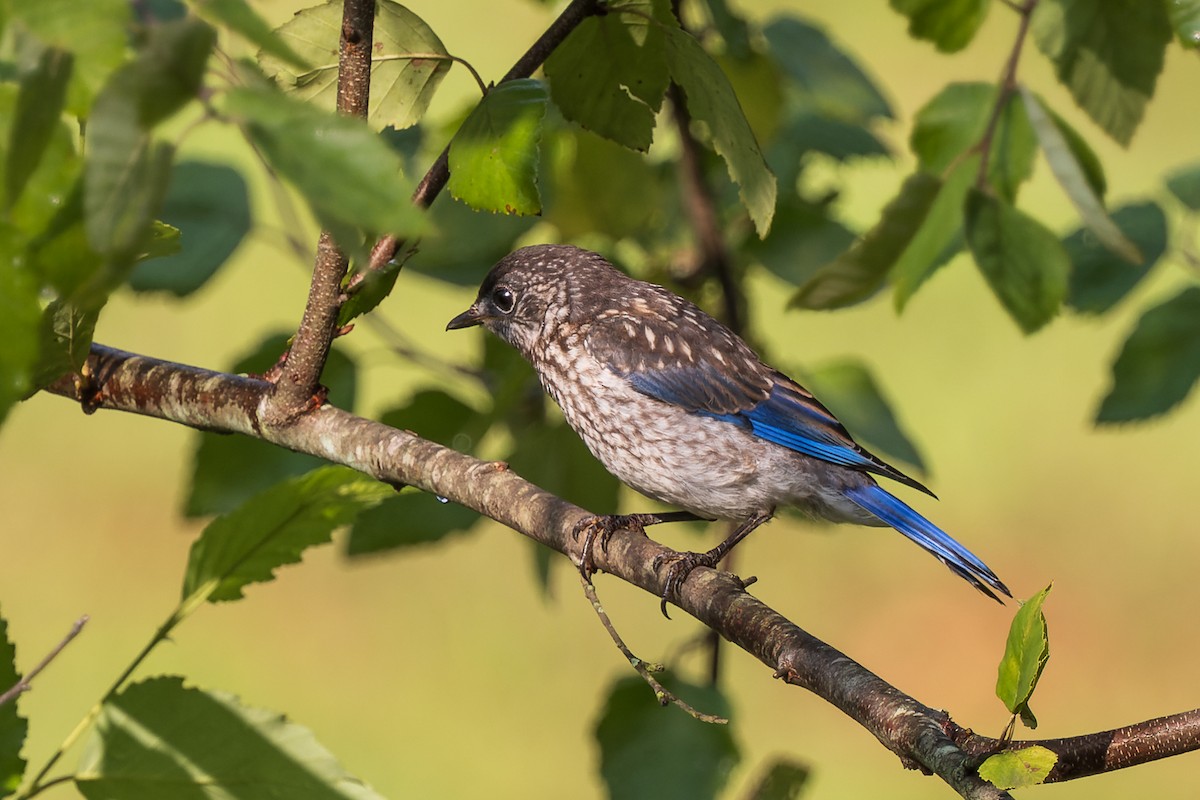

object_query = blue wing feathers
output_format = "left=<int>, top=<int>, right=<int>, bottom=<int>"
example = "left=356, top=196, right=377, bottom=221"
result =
left=845, top=484, right=1010, bottom=601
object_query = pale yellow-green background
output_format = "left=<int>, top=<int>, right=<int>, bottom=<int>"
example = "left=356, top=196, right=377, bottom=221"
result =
left=3, top=2, right=1199, bottom=798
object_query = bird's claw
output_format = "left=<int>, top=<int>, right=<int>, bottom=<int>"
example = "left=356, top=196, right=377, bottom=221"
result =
left=652, top=550, right=719, bottom=619
left=572, top=515, right=647, bottom=581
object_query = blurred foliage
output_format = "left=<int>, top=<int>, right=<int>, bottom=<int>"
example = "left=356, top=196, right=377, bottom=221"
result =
left=0, top=615, right=26, bottom=795
left=1, top=0, right=1199, bottom=797
left=595, top=674, right=737, bottom=799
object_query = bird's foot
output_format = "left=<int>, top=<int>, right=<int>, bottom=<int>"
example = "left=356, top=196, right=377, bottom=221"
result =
left=652, top=549, right=722, bottom=619
left=571, top=514, right=648, bottom=581
left=650, top=511, right=772, bottom=618
left=572, top=511, right=700, bottom=581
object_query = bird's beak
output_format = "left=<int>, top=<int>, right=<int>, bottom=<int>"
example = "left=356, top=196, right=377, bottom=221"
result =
left=446, top=304, right=484, bottom=331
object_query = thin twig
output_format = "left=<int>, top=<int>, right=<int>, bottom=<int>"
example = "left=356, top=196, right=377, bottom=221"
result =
left=0, top=616, right=89, bottom=707
left=579, top=575, right=728, bottom=725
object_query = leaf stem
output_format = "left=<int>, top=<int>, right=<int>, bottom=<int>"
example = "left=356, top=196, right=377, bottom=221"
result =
left=974, top=0, right=1038, bottom=189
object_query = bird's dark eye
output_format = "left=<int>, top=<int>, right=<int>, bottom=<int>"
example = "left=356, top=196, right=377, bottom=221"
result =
left=491, top=285, right=516, bottom=314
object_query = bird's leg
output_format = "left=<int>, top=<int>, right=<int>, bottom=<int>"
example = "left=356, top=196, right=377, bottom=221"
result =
left=573, top=511, right=702, bottom=581
left=653, top=511, right=774, bottom=618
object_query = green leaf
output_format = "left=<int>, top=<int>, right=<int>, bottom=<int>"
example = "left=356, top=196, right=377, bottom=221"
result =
left=1065, top=201, right=1166, bottom=315
left=791, top=172, right=941, bottom=310
left=546, top=127, right=668, bottom=240
left=191, top=0, right=308, bottom=69
left=140, top=221, right=182, bottom=262
left=701, top=0, right=753, bottom=60
left=0, top=78, right=83, bottom=242
left=183, top=467, right=392, bottom=603
left=0, top=611, right=27, bottom=795
left=337, top=258, right=402, bottom=326
left=714, top=51, right=785, bottom=150
left=226, top=85, right=424, bottom=241
left=1096, top=287, right=1200, bottom=423
left=911, top=82, right=991, bottom=172
left=747, top=196, right=856, bottom=287
left=77, top=676, right=385, bottom=800
left=507, top=422, right=620, bottom=514
left=763, top=17, right=892, bottom=123
left=447, top=79, right=548, bottom=215
left=964, top=188, right=1069, bottom=334
left=995, top=583, right=1052, bottom=729
left=544, top=0, right=672, bottom=151
left=910, top=82, right=1035, bottom=202
left=408, top=196, right=535, bottom=285
left=6, top=46, right=72, bottom=210
left=84, top=140, right=174, bottom=265
left=1045, top=105, right=1106, bottom=200
left=9, top=0, right=130, bottom=114
left=128, top=161, right=251, bottom=296
left=715, top=24, right=782, bottom=148
left=769, top=114, right=889, bottom=172
left=1165, top=163, right=1200, bottom=210
left=258, top=0, right=450, bottom=130
left=891, top=158, right=974, bottom=310
left=30, top=298, right=98, bottom=391
left=802, top=359, right=926, bottom=473
left=1031, top=0, right=1171, bottom=146
left=345, top=491, right=479, bottom=556
left=1021, top=87, right=1140, bottom=263
left=596, top=674, right=738, bottom=800
left=1168, top=0, right=1200, bottom=47
left=24, top=183, right=107, bottom=308
left=185, top=333, right=357, bottom=517
left=664, top=26, right=777, bottom=236
left=979, top=745, right=1058, bottom=789
left=745, top=758, right=810, bottom=800
left=85, top=18, right=214, bottom=263
left=0, top=264, right=41, bottom=424
left=890, top=0, right=990, bottom=53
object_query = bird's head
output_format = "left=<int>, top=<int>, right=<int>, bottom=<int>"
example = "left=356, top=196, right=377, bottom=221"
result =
left=446, top=244, right=620, bottom=355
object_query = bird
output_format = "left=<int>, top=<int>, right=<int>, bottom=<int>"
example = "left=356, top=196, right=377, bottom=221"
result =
left=447, top=244, right=1010, bottom=612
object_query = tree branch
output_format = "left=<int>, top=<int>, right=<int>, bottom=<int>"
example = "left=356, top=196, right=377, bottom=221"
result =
left=953, top=708, right=1200, bottom=783
left=268, top=0, right=376, bottom=421
left=46, top=343, right=1200, bottom=796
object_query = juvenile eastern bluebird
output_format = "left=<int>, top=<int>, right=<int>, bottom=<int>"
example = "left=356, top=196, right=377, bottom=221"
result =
left=447, top=244, right=1010, bottom=611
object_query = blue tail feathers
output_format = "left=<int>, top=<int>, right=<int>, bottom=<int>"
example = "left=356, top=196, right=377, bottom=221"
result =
left=845, top=484, right=1010, bottom=602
